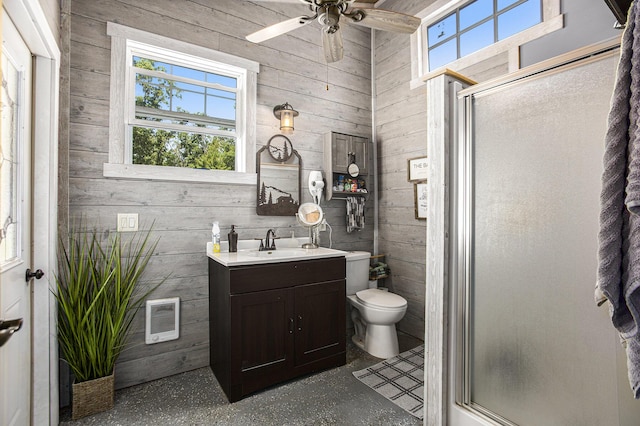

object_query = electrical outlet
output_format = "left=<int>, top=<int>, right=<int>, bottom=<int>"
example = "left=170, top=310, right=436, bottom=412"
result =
left=319, top=220, right=327, bottom=232
left=117, top=213, right=139, bottom=232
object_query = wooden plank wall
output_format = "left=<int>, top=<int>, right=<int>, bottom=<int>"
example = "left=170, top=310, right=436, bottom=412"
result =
left=67, top=0, right=373, bottom=389
left=375, top=0, right=509, bottom=339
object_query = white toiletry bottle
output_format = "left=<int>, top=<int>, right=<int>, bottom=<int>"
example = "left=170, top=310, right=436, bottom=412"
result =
left=212, top=222, right=221, bottom=253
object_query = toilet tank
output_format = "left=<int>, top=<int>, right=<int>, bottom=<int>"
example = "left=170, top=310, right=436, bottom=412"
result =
left=345, top=251, right=371, bottom=295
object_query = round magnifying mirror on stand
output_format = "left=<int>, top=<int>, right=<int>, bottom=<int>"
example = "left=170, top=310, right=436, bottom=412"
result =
left=348, top=163, right=360, bottom=177
left=296, top=203, right=324, bottom=249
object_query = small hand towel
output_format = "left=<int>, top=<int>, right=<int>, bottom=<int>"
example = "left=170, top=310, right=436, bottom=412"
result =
left=346, top=197, right=365, bottom=233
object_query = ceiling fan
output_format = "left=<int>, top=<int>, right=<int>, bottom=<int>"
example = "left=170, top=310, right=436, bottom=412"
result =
left=246, top=0, right=421, bottom=63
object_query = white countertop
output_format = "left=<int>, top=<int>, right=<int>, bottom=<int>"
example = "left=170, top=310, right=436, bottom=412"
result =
left=206, top=240, right=347, bottom=267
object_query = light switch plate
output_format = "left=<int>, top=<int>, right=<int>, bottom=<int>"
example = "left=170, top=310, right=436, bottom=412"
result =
left=117, top=213, right=139, bottom=232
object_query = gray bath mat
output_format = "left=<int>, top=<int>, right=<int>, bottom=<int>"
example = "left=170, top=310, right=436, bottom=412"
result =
left=352, top=345, right=424, bottom=419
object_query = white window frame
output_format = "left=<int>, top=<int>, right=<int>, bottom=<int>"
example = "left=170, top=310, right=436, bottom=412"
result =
left=105, top=22, right=259, bottom=184
left=410, top=0, right=562, bottom=88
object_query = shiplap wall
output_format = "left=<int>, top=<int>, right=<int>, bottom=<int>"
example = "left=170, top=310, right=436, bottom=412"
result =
left=67, top=0, right=373, bottom=389
left=375, top=0, right=509, bottom=339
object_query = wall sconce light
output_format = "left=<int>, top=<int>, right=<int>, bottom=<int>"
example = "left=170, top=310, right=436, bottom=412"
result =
left=273, top=102, right=299, bottom=134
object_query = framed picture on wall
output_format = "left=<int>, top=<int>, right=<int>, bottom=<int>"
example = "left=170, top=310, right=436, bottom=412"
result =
left=415, top=183, right=428, bottom=220
left=408, top=157, right=428, bottom=182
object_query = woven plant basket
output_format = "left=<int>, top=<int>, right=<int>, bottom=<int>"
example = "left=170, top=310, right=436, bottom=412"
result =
left=72, top=372, right=115, bottom=420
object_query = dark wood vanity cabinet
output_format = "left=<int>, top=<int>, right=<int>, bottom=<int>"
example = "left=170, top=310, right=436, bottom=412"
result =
left=208, top=256, right=346, bottom=402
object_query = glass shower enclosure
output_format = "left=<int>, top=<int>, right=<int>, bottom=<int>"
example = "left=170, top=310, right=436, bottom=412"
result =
left=450, top=45, right=640, bottom=425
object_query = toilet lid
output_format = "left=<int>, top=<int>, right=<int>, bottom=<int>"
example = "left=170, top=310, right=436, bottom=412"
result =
left=355, top=289, right=407, bottom=309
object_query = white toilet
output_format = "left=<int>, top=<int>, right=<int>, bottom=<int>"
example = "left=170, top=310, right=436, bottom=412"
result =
left=345, top=251, right=408, bottom=359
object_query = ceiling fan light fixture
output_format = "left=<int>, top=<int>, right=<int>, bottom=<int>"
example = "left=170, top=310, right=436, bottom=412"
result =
left=318, top=4, right=341, bottom=27
left=273, top=102, right=299, bottom=134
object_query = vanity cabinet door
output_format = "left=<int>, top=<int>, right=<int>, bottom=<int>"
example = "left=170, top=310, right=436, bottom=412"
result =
left=230, top=288, right=295, bottom=397
left=294, top=280, right=346, bottom=367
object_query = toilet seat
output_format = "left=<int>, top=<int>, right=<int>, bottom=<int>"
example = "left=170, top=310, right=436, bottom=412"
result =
left=355, top=289, right=407, bottom=309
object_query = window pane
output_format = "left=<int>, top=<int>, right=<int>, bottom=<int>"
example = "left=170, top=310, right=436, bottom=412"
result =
left=133, top=56, right=168, bottom=73
left=135, top=73, right=171, bottom=110
left=135, top=65, right=170, bottom=111
left=132, top=127, right=236, bottom=170
left=207, top=73, right=237, bottom=88
left=174, top=80, right=205, bottom=94
left=1, top=52, right=19, bottom=265
left=173, top=90, right=205, bottom=115
left=135, top=76, right=169, bottom=104
left=170, top=64, right=205, bottom=82
left=460, top=19, right=494, bottom=57
left=172, top=82, right=207, bottom=115
left=460, top=0, right=493, bottom=30
left=206, top=94, right=236, bottom=122
left=498, top=0, right=541, bottom=40
left=207, top=88, right=236, bottom=102
left=497, top=0, right=520, bottom=11
left=134, top=111, right=235, bottom=132
left=428, top=39, right=457, bottom=70
left=135, top=72, right=237, bottom=131
left=428, top=13, right=456, bottom=48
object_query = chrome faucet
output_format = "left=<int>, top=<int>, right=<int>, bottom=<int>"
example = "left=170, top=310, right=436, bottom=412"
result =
left=264, top=229, right=277, bottom=250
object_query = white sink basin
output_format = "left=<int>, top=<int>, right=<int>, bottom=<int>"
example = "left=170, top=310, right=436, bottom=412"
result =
left=246, top=249, right=308, bottom=258
left=206, top=242, right=347, bottom=266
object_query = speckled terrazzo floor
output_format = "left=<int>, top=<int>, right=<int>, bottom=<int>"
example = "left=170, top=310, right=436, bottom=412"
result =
left=59, top=333, right=424, bottom=425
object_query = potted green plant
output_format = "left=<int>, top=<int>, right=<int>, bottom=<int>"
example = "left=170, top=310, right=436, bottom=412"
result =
left=54, top=223, right=162, bottom=419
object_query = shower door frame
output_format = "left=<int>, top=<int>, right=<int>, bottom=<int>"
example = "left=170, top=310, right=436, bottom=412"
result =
left=450, top=38, right=621, bottom=426
left=425, top=37, right=622, bottom=426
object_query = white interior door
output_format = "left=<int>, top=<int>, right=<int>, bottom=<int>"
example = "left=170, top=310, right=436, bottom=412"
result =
left=1, top=11, right=33, bottom=426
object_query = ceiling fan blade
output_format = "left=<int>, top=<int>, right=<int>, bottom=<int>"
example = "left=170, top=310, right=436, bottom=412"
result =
left=246, top=16, right=314, bottom=43
left=348, top=8, right=421, bottom=33
left=322, top=27, right=344, bottom=63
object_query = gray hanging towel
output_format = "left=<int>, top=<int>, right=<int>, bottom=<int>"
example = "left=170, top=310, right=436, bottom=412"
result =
left=346, top=196, right=365, bottom=233
left=596, top=0, right=640, bottom=399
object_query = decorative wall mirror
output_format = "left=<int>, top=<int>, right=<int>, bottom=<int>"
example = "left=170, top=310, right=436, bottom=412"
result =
left=256, top=135, right=302, bottom=216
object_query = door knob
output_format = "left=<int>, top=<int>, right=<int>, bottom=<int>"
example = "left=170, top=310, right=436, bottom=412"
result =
left=25, top=268, right=44, bottom=282
left=0, top=318, right=23, bottom=348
